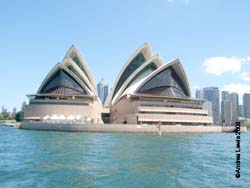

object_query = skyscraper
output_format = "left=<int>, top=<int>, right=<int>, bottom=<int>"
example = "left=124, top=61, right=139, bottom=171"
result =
left=230, top=92, right=239, bottom=121
left=195, top=89, right=203, bottom=99
left=97, top=78, right=109, bottom=105
left=221, top=100, right=232, bottom=126
left=221, top=91, right=239, bottom=124
left=202, top=101, right=212, bottom=116
left=238, top=105, right=244, bottom=117
left=221, top=91, right=230, bottom=101
left=243, top=93, right=250, bottom=118
left=203, top=87, right=220, bottom=125
left=221, top=91, right=230, bottom=124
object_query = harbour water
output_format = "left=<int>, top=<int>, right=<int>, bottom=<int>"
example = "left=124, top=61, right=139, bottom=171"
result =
left=0, top=126, right=249, bottom=188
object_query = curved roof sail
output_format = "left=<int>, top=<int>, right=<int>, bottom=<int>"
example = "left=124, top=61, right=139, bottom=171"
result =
left=62, top=57, right=97, bottom=95
left=107, top=43, right=153, bottom=106
left=111, top=54, right=164, bottom=105
left=135, top=59, right=191, bottom=97
left=63, top=45, right=97, bottom=94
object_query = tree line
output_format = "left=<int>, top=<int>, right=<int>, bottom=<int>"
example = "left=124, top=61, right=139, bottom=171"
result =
left=0, top=102, right=25, bottom=122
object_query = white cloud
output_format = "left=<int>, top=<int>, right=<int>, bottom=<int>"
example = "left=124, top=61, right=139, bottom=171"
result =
left=241, top=57, right=250, bottom=63
left=222, top=83, right=250, bottom=95
left=241, top=72, right=250, bottom=81
left=193, top=85, right=200, bottom=90
left=203, top=57, right=241, bottom=75
left=203, top=56, right=250, bottom=75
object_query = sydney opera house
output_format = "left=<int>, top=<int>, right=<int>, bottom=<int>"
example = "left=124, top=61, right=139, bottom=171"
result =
left=24, top=45, right=104, bottom=124
left=24, top=43, right=213, bottom=126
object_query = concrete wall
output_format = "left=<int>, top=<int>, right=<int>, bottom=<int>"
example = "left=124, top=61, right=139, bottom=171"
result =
left=110, top=98, right=138, bottom=124
left=110, top=97, right=213, bottom=125
left=20, top=122, right=247, bottom=133
left=24, top=99, right=103, bottom=123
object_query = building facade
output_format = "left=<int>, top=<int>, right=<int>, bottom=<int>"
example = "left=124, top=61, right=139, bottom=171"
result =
left=221, top=100, right=233, bottom=126
left=243, top=93, right=250, bottom=118
left=195, top=89, right=203, bottom=99
left=24, top=45, right=103, bottom=124
left=108, top=43, right=213, bottom=126
left=229, top=92, right=239, bottom=121
left=220, top=91, right=240, bottom=125
left=203, top=87, right=220, bottom=125
left=24, top=43, right=213, bottom=126
left=221, top=91, right=230, bottom=101
left=238, top=105, right=244, bottom=117
left=97, top=79, right=109, bottom=105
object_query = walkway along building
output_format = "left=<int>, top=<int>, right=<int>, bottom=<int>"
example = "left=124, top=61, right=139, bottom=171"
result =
left=24, top=43, right=213, bottom=126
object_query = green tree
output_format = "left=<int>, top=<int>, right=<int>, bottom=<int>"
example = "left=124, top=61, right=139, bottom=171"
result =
left=0, top=113, right=3, bottom=120
left=2, top=111, right=9, bottom=120
left=12, top=107, right=17, bottom=120
left=15, top=111, right=24, bottom=122
left=2, top=106, right=6, bottom=113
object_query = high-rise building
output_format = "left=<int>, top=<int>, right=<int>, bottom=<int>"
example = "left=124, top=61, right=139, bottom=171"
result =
left=230, top=92, right=239, bottom=121
left=202, top=101, right=212, bottom=116
left=195, top=89, right=203, bottom=99
left=221, top=91, right=230, bottom=124
left=221, top=91, right=230, bottom=101
left=221, top=100, right=232, bottom=126
left=238, top=105, right=244, bottom=117
left=220, top=91, right=239, bottom=124
left=243, top=93, right=250, bottom=118
left=97, top=79, right=109, bottom=105
left=203, top=87, right=220, bottom=125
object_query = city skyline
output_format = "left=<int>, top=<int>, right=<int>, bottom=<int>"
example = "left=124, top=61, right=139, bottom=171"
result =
left=196, top=87, right=250, bottom=126
left=1, top=0, right=250, bottom=110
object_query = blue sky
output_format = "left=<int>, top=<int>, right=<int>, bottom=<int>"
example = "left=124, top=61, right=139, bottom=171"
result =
left=1, top=0, right=250, bottom=111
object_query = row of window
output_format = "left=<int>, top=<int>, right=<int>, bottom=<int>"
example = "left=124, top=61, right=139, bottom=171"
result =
left=139, top=122, right=211, bottom=126
left=139, top=111, right=207, bottom=116
left=139, top=86, right=185, bottom=97
left=138, top=67, right=187, bottom=97
left=140, top=104, right=202, bottom=110
left=30, top=101, right=89, bottom=106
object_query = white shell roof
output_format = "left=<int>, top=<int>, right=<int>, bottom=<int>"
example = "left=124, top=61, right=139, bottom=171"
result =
left=37, top=45, right=98, bottom=97
left=111, top=54, right=165, bottom=105
left=115, top=58, right=191, bottom=104
left=106, top=42, right=154, bottom=107
left=37, top=63, right=94, bottom=95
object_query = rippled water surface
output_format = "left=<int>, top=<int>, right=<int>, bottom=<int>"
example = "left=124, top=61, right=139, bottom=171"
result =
left=0, top=126, right=250, bottom=188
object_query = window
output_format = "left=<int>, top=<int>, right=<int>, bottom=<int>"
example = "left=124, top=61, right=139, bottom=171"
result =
left=68, top=65, right=91, bottom=91
left=70, top=53, right=91, bottom=82
left=40, top=70, right=87, bottom=95
left=113, top=53, right=146, bottom=97
left=138, top=67, right=187, bottom=97
left=124, top=62, right=157, bottom=91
